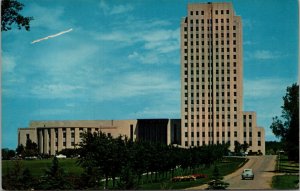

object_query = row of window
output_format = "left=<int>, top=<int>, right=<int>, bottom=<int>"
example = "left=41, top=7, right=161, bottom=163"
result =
left=184, top=48, right=236, bottom=54
left=185, top=131, right=260, bottom=138
left=244, top=122, right=252, bottom=127
left=189, top=9, right=230, bottom=16
left=185, top=24, right=237, bottom=32
left=184, top=91, right=238, bottom=98
left=183, top=37, right=238, bottom=46
left=186, top=113, right=238, bottom=120
left=184, top=140, right=260, bottom=147
left=184, top=78, right=236, bottom=84
left=185, top=76, right=236, bottom=83
left=243, top=115, right=253, bottom=120
left=184, top=69, right=237, bottom=75
left=185, top=99, right=236, bottom=105
left=185, top=131, right=237, bottom=138
left=184, top=61, right=237, bottom=68
left=184, top=121, right=237, bottom=128
left=185, top=83, right=237, bottom=89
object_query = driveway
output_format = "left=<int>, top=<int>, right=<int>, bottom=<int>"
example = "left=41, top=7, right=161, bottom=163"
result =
left=187, top=155, right=278, bottom=190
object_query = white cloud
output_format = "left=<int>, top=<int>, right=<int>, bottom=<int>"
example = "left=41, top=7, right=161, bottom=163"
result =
left=111, top=4, right=134, bottom=15
left=30, top=84, right=85, bottom=99
left=252, top=50, right=280, bottom=60
left=32, top=108, right=70, bottom=117
left=99, top=1, right=134, bottom=15
left=128, top=51, right=139, bottom=59
left=28, top=4, right=66, bottom=30
left=244, top=78, right=291, bottom=98
left=2, top=53, right=16, bottom=73
left=243, top=41, right=255, bottom=46
left=94, top=72, right=179, bottom=101
left=244, top=50, right=284, bottom=61
left=133, top=105, right=180, bottom=119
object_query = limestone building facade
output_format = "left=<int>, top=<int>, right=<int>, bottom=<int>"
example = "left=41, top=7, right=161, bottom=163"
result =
left=18, top=119, right=181, bottom=155
left=180, top=2, right=265, bottom=154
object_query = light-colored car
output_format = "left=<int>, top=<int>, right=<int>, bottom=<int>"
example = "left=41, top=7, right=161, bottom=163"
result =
left=241, top=169, right=254, bottom=180
left=56, top=154, right=67, bottom=159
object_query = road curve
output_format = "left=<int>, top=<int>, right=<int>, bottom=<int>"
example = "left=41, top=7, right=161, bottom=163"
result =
left=187, top=155, right=277, bottom=190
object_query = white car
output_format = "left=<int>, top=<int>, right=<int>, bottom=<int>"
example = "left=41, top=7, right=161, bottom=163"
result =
left=56, top=154, right=67, bottom=159
left=241, top=169, right=254, bottom=180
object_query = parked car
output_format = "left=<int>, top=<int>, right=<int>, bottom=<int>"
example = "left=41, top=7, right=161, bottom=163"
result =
left=56, top=154, right=67, bottom=159
left=24, top=156, right=38, bottom=160
left=241, top=169, right=254, bottom=180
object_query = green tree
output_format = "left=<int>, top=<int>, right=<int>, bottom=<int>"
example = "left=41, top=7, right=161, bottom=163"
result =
left=77, top=131, right=111, bottom=188
left=77, top=166, right=102, bottom=189
left=2, top=148, right=15, bottom=160
left=38, top=156, right=72, bottom=189
left=16, top=144, right=25, bottom=156
left=234, top=141, right=242, bottom=154
left=1, top=0, right=33, bottom=31
left=117, top=165, right=139, bottom=189
left=24, top=138, right=39, bottom=157
left=59, top=148, right=79, bottom=158
left=2, top=160, right=36, bottom=190
left=270, top=83, right=299, bottom=161
left=207, top=165, right=229, bottom=190
left=241, top=142, right=249, bottom=153
left=265, top=141, right=283, bottom=155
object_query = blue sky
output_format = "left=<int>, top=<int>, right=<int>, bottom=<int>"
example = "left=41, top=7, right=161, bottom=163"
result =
left=2, top=0, right=298, bottom=149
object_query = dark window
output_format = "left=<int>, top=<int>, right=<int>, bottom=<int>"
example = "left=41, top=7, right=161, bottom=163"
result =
left=258, top=132, right=261, bottom=137
left=234, top=131, right=237, bottom=137
left=130, top=124, right=134, bottom=139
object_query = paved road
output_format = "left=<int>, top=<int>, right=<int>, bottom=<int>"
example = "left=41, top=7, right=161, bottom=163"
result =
left=187, top=155, right=278, bottom=190
left=225, top=155, right=277, bottom=189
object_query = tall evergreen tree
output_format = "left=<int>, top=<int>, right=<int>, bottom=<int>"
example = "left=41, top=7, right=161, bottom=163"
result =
left=38, top=156, right=71, bottom=190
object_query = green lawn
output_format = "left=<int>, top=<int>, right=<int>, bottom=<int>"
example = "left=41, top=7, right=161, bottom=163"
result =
left=2, top=157, right=246, bottom=190
left=2, top=158, right=83, bottom=177
left=278, top=155, right=299, bottom=173
left=138, top=157, right=247, bottom=190
left=272, top=175, right=299, bottom=189
left=272, top=155, right=299, bottom=189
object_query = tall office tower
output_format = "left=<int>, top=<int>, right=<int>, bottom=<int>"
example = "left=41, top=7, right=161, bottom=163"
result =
left=180, top=2, right=265, bottom=154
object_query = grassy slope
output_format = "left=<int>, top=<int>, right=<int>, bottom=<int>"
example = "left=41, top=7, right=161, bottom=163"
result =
left=272, top=175, right=299, bottom=189
left=2, top=158, right=83, bottom=177
left=138, top=157, right=246, bottom=190
left=272, top=155, right=299, bottom=189
left=2, top=157, right=246, bottom=190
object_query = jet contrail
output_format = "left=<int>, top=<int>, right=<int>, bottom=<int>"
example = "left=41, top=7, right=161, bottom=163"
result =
left=31, top=28, right=73, bottom=44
